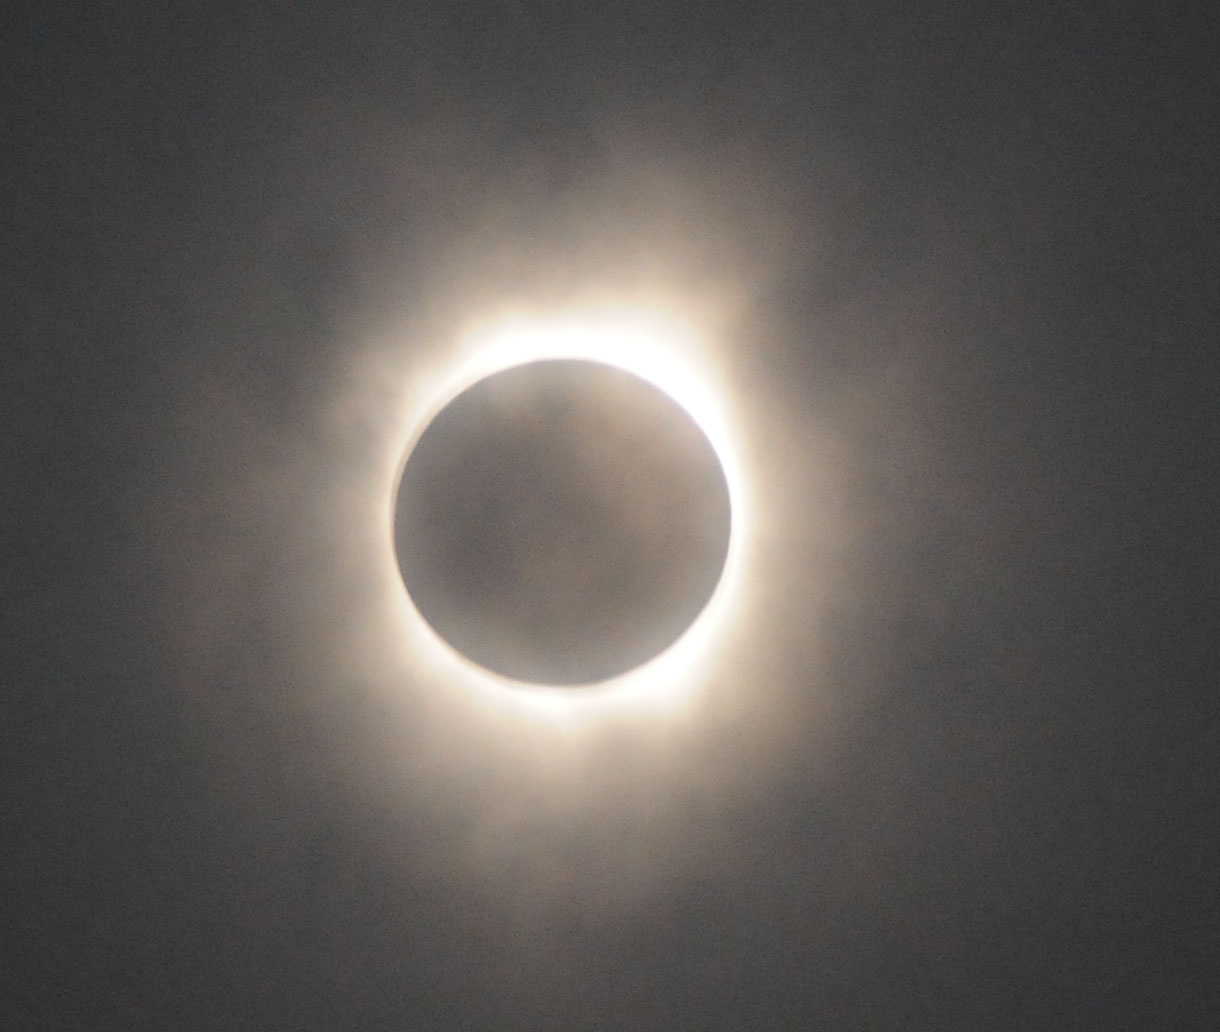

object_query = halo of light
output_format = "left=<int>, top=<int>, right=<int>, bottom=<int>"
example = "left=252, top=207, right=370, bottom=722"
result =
left=378, top=305, right=755, bottom=722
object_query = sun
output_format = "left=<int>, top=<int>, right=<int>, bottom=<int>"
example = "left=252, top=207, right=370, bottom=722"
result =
left=372, top=303, right=755, bottom=723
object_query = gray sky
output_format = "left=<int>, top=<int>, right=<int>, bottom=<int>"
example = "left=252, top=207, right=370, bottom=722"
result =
left=4, top=1, right=1217, bottom=1027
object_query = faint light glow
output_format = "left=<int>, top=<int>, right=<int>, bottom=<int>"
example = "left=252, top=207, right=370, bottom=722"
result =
left=371, top=303, right=756, bottom=725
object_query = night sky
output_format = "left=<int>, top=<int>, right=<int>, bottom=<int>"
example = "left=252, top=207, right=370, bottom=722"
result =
left=4, top=2, right=1218, bottom=1028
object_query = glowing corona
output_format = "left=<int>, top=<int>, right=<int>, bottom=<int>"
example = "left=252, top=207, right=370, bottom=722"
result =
left=379, top=306, right=754, bottom=721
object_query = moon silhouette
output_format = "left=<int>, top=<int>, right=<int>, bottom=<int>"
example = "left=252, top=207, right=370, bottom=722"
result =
left=393, top=358, right=732, bottom=686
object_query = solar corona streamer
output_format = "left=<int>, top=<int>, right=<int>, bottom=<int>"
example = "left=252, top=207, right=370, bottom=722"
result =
left=393, top=358, right=733, bottom=688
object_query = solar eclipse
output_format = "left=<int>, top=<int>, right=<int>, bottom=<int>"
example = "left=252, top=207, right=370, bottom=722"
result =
left=393, top=358, right=732, bottom=687
left=381, top=310, right=753, bottom=711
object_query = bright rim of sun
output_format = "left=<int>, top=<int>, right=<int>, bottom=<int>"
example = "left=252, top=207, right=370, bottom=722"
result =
left=381, top=305, right=754, bottom=720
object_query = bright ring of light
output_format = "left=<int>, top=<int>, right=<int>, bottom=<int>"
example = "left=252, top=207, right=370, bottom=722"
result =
left=383, top=307, right=754, bottom=719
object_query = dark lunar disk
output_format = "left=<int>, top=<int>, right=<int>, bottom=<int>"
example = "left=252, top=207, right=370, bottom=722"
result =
left=393, top=359, right=732, bottom=686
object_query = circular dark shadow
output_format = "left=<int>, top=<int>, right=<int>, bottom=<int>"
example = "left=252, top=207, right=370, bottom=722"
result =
left=393, top=359, right=732, bottom=686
